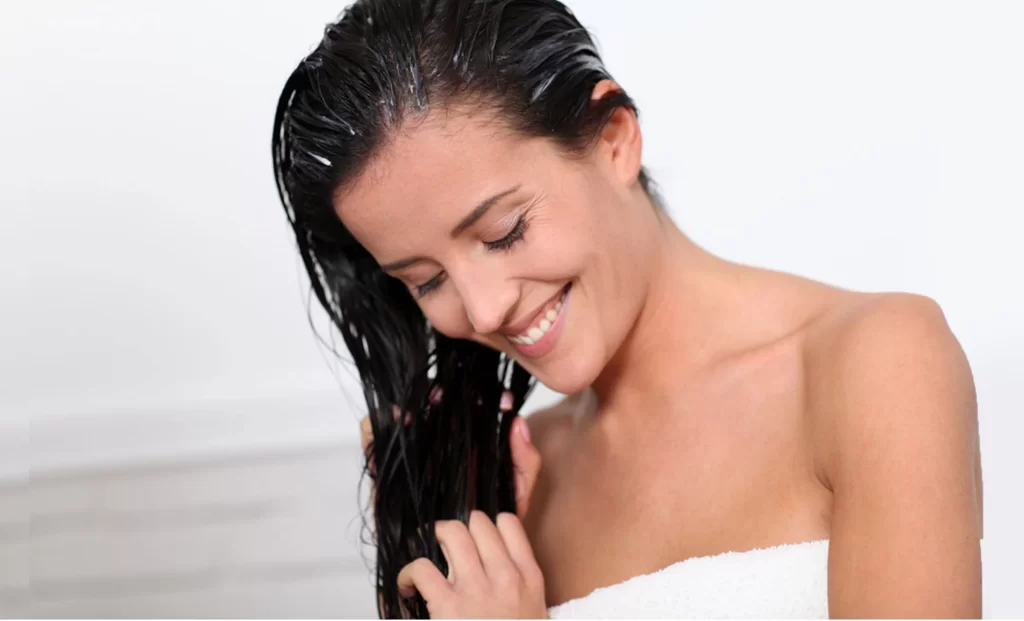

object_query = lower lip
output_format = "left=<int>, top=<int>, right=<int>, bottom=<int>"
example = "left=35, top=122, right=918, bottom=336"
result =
left=509, top=284, right=571, bottom=359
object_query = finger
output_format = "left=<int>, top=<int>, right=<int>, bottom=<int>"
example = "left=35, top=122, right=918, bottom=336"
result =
left=510, top=416, right=543, bottom=519
left=360, top=416, right=376, bottom=501
left=495, top=512, right=545, bottom=591
left=434, top=519, right=485, bottom=586
left=360, top=415, right=373, bottom=455
left=467, top=510, right=517, bottom=582
left=389, top=405, right=415, bottom=427
left=397, top=557, right=453, bottom=601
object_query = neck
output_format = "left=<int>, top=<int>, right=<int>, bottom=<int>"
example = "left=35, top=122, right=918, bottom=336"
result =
left=588, top=215, right=800, bottom=432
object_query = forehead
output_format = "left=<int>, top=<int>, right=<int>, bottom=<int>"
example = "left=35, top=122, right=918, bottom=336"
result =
left=334, top=111, right=550, bottom=253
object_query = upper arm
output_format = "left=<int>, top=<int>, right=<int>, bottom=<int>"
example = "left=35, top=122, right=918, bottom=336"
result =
left=818, top=294, right=982, bottom=618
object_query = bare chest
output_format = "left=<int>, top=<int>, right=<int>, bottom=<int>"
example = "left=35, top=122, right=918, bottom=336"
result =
left=523, top=358, right=832, bottom=607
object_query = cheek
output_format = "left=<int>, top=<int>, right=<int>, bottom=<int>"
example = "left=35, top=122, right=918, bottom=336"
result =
left=522, top=214, right=594, bottom=279
left=524, top=242, right=586, bottom=280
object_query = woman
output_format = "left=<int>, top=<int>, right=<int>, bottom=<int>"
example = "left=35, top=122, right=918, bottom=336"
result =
left=272, top=0, right=984, bottom=617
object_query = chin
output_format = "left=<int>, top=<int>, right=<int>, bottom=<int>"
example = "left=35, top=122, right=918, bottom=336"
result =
left=527, top=352, right=601, bottom=397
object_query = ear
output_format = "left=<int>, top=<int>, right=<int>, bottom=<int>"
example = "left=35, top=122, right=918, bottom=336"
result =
left=591, top=79, right=643, bottom=189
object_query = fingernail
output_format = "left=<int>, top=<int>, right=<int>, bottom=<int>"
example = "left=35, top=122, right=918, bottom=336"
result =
left=500, top=390, right=514, bottom=412
left=518, top=417, right=531, bottom=443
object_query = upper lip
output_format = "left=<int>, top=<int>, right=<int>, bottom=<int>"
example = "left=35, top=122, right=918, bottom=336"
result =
left=500, top=286, right=565, bottom=336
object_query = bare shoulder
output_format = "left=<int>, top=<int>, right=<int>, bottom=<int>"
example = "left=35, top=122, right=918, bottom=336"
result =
left=802, top=292, right=983, bottom=615
left=804, top=291, right=971, bottom=382
left=803, top=292, right=979, bottom=479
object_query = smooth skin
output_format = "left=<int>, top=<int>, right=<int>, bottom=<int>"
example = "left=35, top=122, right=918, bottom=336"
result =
left=349, top=80, right=983, bottom=618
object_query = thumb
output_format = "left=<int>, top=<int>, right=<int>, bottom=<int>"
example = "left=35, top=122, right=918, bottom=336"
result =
left=510, top=415, right=543, bottom=519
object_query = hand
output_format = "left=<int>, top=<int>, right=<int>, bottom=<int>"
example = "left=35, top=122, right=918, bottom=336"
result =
left=360, top=392, right=544, bottom=518
left=395, top=407, right=546, bottom=619
left=397, top=509, right=547, bottom=619
left=362, top=396, right=547, bottom=617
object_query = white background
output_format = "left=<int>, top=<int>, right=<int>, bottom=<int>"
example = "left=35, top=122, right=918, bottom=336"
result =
left=3, top=1, right=1022, bottom=616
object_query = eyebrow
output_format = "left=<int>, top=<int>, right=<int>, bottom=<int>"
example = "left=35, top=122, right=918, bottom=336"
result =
left=378, top=184, right=522, bottom=273
left=450, top=184, right=521, bottom=237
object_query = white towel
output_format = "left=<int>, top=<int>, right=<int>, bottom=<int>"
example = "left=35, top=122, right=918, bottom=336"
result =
left=547, top=539, right=829, bottom=619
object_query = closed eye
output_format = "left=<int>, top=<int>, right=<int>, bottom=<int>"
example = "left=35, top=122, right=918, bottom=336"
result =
left=415, top=272, right=446, bottom=298
left=484, top=214, right=529, bottom=252
left=415, top=213, right=529, bottom=298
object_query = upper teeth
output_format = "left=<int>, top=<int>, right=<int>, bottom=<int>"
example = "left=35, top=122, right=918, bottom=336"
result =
left=509, top=297, right=564, bottom=345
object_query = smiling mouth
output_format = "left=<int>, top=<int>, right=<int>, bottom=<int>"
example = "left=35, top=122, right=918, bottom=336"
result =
left=507, top=284, right=571, bottom=346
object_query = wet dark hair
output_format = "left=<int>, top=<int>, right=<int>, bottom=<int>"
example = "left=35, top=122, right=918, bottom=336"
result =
left=271, top=0, right=653, bottom=616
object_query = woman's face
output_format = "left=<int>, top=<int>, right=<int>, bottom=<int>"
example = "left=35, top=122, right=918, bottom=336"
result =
left=335, top=104, right=656, bottom=395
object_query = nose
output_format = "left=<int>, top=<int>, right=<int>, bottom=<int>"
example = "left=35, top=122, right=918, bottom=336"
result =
left=451, top=265, right=517, bottom=336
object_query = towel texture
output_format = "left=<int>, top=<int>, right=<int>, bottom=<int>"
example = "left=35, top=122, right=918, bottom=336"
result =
left=547, top=539, right=829, bottom=619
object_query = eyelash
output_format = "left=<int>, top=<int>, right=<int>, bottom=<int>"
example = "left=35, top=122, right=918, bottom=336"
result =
left=484, top=214, right=529, bottom=252
left=416, top=274, right=445, bottom=298
left=415, top=215, right=530, bottom=298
